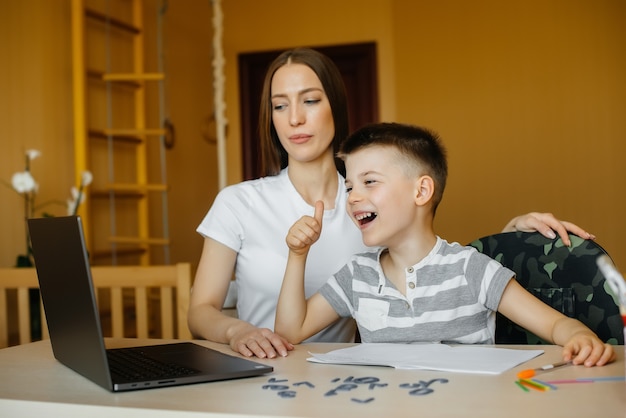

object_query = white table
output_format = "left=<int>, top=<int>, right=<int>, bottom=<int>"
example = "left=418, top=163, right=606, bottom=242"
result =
left=0, top=339, right=624, bottom=418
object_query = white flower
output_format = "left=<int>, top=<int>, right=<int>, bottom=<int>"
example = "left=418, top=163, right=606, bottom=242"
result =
left=66, top=198, right=75, bottom=216
left=66, top=186, right=84, bottom=216
left=70, top=186, right=80, bottom=201
left=26, top=149, right=41, bottom=161
left=6, top=148, right=95, bottom=264
left=67, top=171, right=92, bottom=215
left=81, top=170, right=93, bottom=187
left=11, top=171, right=37, bottom=194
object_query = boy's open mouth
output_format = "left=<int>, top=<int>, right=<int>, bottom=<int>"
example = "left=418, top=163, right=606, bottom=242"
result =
left=355, top=212, right=377, bottom=226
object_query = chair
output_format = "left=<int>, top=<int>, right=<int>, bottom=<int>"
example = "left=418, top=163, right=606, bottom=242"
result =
left=0, top=263, right=193, bottom=348
left=0, top=269, right=46, bottom=348
left=468, top=231, right=623, bottom=345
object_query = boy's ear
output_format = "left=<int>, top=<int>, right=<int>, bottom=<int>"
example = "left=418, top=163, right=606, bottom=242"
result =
left=414, top=175, right=435, bottom=206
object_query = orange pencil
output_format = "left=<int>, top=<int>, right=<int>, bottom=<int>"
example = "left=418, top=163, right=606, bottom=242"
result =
left=517, top=361, right=571, bottom=379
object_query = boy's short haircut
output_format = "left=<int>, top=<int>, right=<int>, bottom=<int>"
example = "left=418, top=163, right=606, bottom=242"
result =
left=338, top=122, right=448, bottom=211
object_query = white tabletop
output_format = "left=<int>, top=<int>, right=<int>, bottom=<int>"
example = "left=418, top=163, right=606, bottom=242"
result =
left=0, top=339, right=624, bottom=418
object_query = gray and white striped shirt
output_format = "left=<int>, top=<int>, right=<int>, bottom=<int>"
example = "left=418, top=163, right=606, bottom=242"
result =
left=319, top=237, right=514, bottom=344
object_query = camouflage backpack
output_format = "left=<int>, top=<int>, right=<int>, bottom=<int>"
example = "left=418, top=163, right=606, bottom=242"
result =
left=468, top=231, right=623, bottom=345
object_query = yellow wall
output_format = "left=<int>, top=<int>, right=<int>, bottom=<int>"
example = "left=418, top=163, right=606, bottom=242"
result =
left=1, top=1, right=74, bottom=266
left=391, top=0, right=626, bottom=262
left=2, top=0, right=625, bottom=272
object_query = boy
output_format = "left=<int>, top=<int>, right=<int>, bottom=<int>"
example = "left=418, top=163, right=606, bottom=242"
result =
left=275, top=122, right=614, bottom=367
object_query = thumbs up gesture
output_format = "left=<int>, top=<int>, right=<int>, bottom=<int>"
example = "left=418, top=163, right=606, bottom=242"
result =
left=286, top=200, right=324, bottom=256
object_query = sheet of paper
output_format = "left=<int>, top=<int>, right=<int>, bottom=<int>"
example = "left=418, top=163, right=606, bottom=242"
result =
left=308, top=343, right=544, bottom=375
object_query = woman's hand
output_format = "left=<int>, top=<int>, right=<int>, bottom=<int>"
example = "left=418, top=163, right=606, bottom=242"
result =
left=228, top=323, right=294, bottom=358
left=502, top=212, right=596, bottom=246
left=189, top=238, right=294, bottom=359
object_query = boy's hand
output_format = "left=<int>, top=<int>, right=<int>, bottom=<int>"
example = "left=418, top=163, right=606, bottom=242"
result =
left=286, top=201, right=324, bottom=256
left=561, top=331, right=616, bottom=367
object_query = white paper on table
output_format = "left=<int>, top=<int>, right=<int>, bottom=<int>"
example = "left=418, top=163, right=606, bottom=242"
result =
left=307, top=343, right=544, bottom=375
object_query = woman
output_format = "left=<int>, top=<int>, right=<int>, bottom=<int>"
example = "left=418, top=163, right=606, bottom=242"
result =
left=188, top=48, right=594, bottom=359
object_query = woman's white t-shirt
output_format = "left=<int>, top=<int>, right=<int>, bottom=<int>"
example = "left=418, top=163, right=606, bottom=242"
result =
left=197, top=168, right=369, bottom=342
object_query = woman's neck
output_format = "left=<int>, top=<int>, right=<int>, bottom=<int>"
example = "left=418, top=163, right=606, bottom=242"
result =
left=287, top=157, right=339, bottom=209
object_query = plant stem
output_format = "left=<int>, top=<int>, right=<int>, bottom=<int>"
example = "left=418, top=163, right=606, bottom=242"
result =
left=23, top=193, right=30, bottom=258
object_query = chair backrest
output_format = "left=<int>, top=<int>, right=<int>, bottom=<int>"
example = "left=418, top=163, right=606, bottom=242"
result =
left=468, top=231, right=623, bottom=345
left=0, top=268, right=45, bottom=348
left=0, top=263, right=192, bottom=348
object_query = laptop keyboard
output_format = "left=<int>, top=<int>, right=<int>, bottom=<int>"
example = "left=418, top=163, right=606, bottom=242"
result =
left=107, top=348, right=201, bottom=381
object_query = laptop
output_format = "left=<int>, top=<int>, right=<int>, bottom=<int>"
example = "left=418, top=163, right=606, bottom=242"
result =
left=27, top=215, right=273, bottom=392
